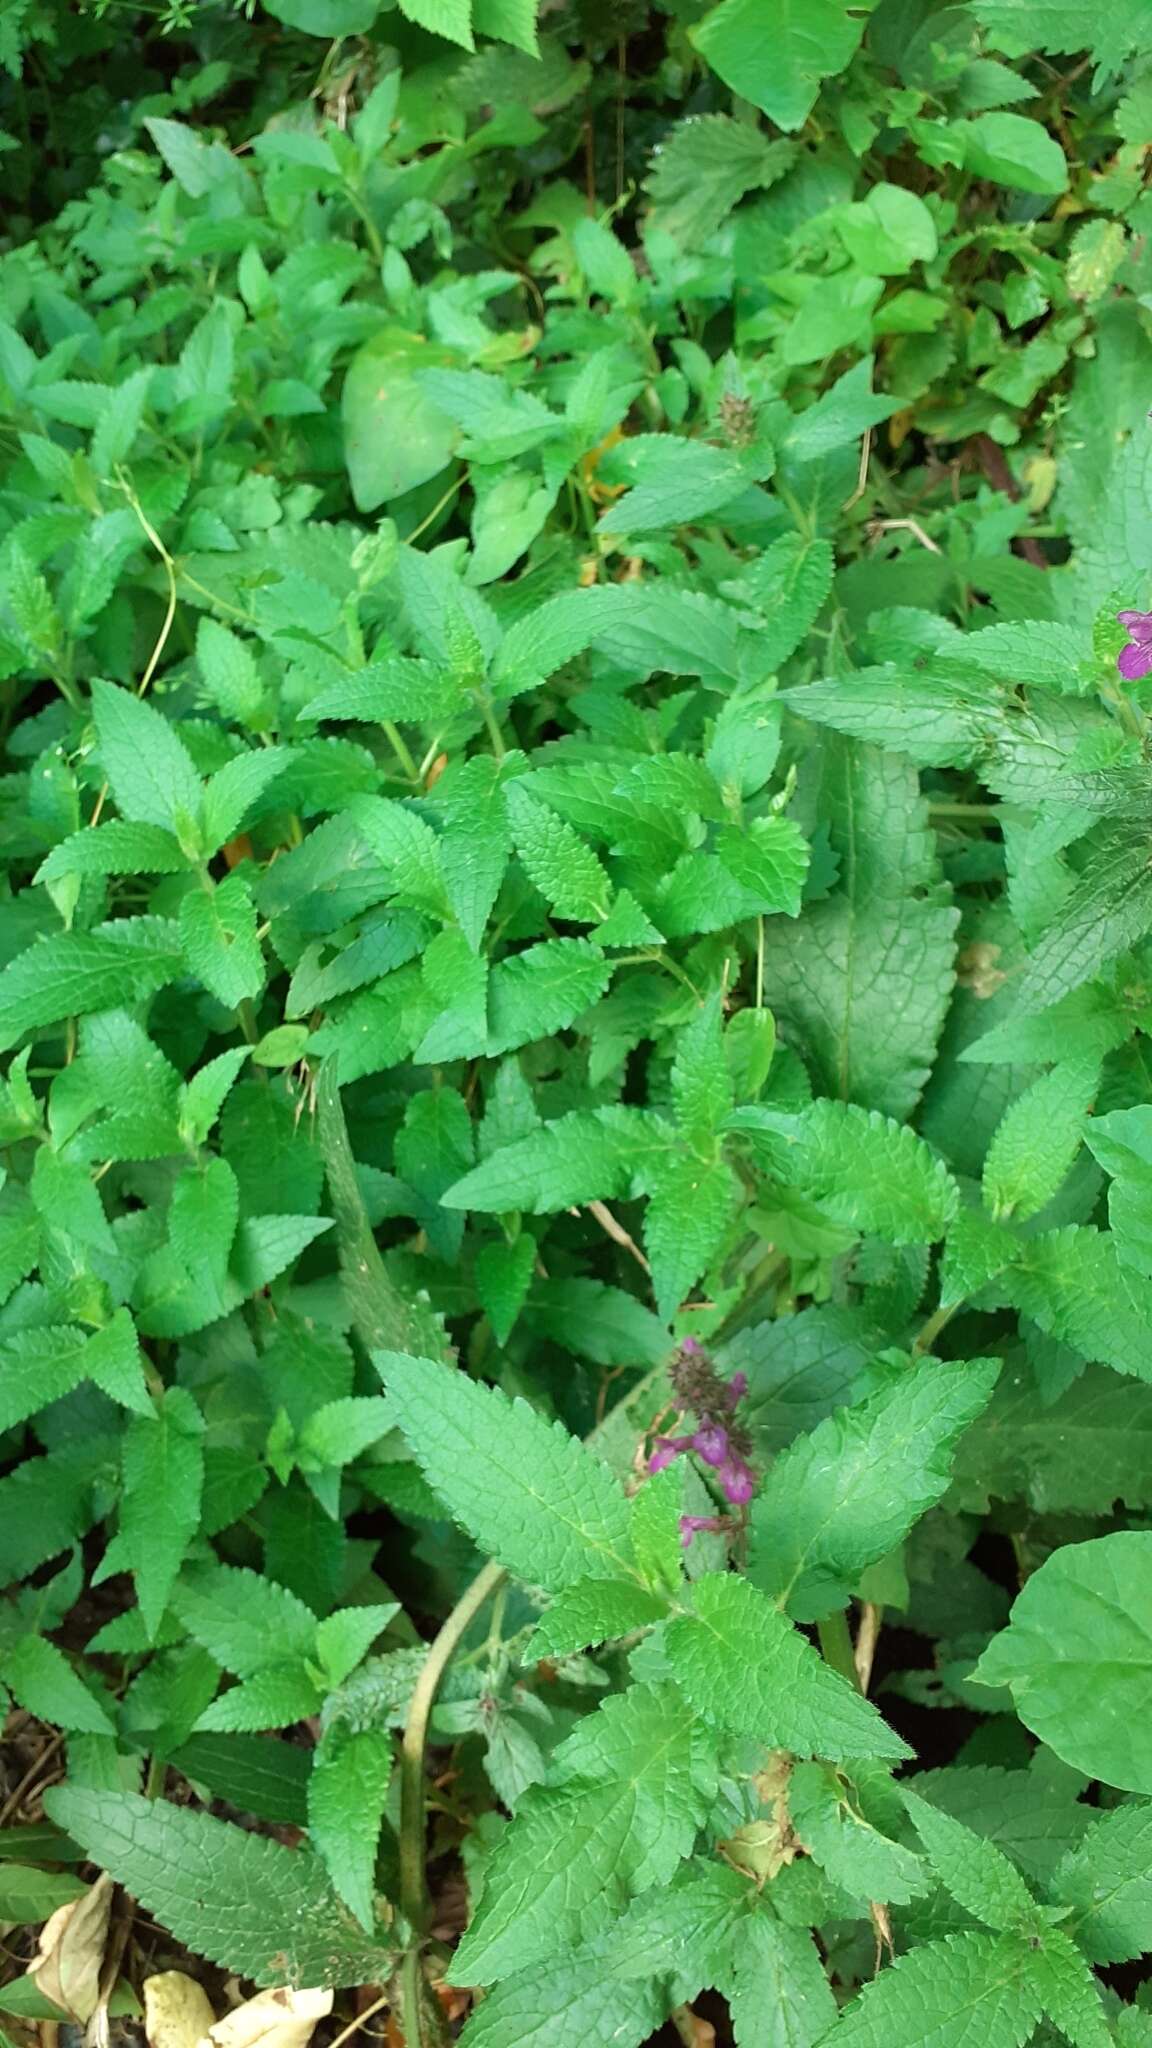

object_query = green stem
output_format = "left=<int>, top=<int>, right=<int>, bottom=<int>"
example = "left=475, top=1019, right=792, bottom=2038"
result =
left=481, top=698, right=507, bottom=762
left=913, top=1298, right=959, bottom=1355
left=817, top=1609, right=859, bottom=1688
left=399, top=1557, right=505, bottom=1937
left=382, top=717, right=419, bottom=783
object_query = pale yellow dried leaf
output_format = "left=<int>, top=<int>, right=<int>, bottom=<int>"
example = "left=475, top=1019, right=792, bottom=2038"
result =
left=29, top=1871, right=113, bottom=2024
left=208, top=1986, right=333, bottom=2048
left=144, top=1970, right=218, bottom=2048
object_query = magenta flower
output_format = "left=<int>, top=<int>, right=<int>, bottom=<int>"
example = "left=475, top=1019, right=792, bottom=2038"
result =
left=692, top=1422, right=730, bottom=1467
left=648, top=1434, right=693, bottom=1474
left=1117, top=611, right=1152, bottom=680
left=718, top=1457, right=755, bottom=1506
left=679, top=1513, right=725, bottom=1548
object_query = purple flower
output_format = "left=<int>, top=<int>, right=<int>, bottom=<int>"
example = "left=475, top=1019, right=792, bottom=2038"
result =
left=692, top=1421, right=730, bottom=1467
left=680, top=1336, right=703, bottom=1357
left=649, top=1434, right=692, bottom=1474
left=718, top=1456, right=755, bottom=1506
left=1117, top=611, right=1152, bottom=681
left=679, top=1513, right=724, bottom=1548
left=725, top=1371, right=748, bottom=1406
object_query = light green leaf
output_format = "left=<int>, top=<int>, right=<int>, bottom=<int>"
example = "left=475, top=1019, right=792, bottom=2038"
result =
left=983, top=1056, right=1100, bottom=1221
left=448, top=1681, right=715, bottom=1984
left=121, top=1388, right=204, bottom=1639
left=1053, top=1800, right=1152, bottom=1964
left=527, top=1580, right=667, bottom=1662
left=507, top=785, right=611, bottom=923
left=487, top=939, right=610, bottom=1054
left=825, top=1930, right=1044, bottom=2048
left=379, top=1350, right=635, bottom=1590
left=179, top=873, right=264, bottom=1009
left=4, top=1635, right=114, bottom=1736
left=974, top=1531, right=1152, bottom=1791
left=726, top=1915, right=837, bottom=2048
left=749, top=1356, right=999, bottom=1619
left=665, top=1572, right=909, bottom=1761
left=307, top=1725, right=392, bottom=1933
left=644, top=1153, right=735, bottom=1323
left=91, top=680, right=203, bottom=846
left=36, top=821, right=188, bottom=884
left=902, top=1788, right=1037, bottom=1930
left=174, top=1566, right=317, bottom=1678
left=691, top=0, right=867, bottom=131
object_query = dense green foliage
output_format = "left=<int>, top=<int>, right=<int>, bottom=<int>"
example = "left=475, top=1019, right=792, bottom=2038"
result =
left=4, top=1, right=1152, bottom=2043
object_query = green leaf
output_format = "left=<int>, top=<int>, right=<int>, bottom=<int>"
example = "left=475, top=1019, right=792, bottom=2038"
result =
left=36, top=821, right=188, bottom=884
left=749, top=1356, right=999, bottom=1620
left=166, top=1734, right=311, bottom=1827
left=671, top=996, right=733, bottom=1144
left=307, top=1724, right=392, bottom=1932
left=45, top=1787, right=394, bottom=1986
left=835, top=187, right=938, bottom=276
left=179, top=873, right=264, bottom=1009
left=1024, top=1926, right=1111, bottom=2048
left=342, top=334, right=457, bottom=512
left=1084, top=1104, right=1152, bottom=1277
left=746, top=1099, right=959, bottom=1246
left=457, top=1943, right=663, bottom=2048
left=957, top=112, right=1067, bottom=194
left=1004, top=1226, right=1152, bottom=1384
left=982, top=1057, right=1100, bottom=1221
left=901, top=1788, right=1037, bottom=1930
left=169, top=1156, right=239, bottom=1297
left=715, top=817, right=810, bottom=917
left=644, top=1153, right=735, bottom=1323
left=646, top=116, right=796, bottom=249
left=3, top=1635, right=114, bottom=1736
left=761, top=740, right=958, bottom=1120
left=379, top=1350, right=635, bottom=1590
left=1012, top=829, right=1152, bottom=1016
left=789, top=1761, right=926, bottom=1906
left=726, top=1915, right=837, bottom=2048
left=487, top=939, right=611, bottom=1054
left=507, top=785, right=611, bottom=923
left=121, top=1388, right=204, bottom=1639
left=196, top=1667, right=323, bottom=1734
left=0, top=1865, right=87, bottom=1924
left=398, top=0, right=473, bottom=47
left=1053, top=1801, right=1152, bottom=1964
left=527, top=1580, right=667, bottom=1661
left=0, top=921, right=184, bottom=1052
left=91, top=680, right=203, bottom=847
left=174, top=1566, right=317, bottom=1677
left=444, top=1108, right=654, bottom=1214
left=825, top=1930, right=1044, bottom=2048
left=448, top=1680, right=715, bottom=1984
left=691, top=0, right=867, bottom=131
left=950, top=1363, right=1152, bottom=1516
left=665, top=1572, right=910, bottom=1761
left=474, top=1234, right=536, bottom=1346
left=974, top=1531, right=1152, bottom=1791
left=196, top=617, right=266, bottom=728
left=785, top=671, right=994, bottom=770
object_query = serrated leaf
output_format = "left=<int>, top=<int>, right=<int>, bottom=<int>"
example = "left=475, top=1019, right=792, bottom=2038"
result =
left=527, top=1579, right=667, bottom=1661
left=761, top=739, right=957, bottom=1120
left=749, top=1356, right=999, bottom=1620
left=487, top=939, right=610, bottom=1054
left=448, top=1680, right=715, bottom=1984
left=747, top=1099, right=959, bottom=1246
left=1053, top=1800, right=1152, bottom=1964
left=902, top=1788, right=1037, bottom=1930
left=507, top=784, right=611, bottom=923
left=714, top=816, right=810, bottom=917
left=307, top=1725, right=392, bottom=1932
left=665, top=1572, right=909, bottom=1761
left=1004, top=1226, right=1152, bottom=1383
left=179, top=873, right=264, bottom=1009
left=379, top=1350, right=635, bottom=1590
left=36, top=821, right=188, bottom=884
left=45, top=1787, right=393, bottom=1986
left=983, top=1057, right=1100, bottom=1221
left=786, top=670, right=996, bottom=769
left=1025, top=1926, right=1111, bottom=2048
left=174, top=1566, right=317, bottom=1678
left=790, top=1763, right=927, bottom=1908
left=196, top=1666, right=323, bottom=1734
left=726, top=1914, right=837, bottom=2048
left=644, top=1153, right=735, bottom=1322
left=474, top=1234, right=536, bottom=1345
left=824, top=1929, right=1044, bottom=2048
left=0, top=921, right=184, bottom=1052
left=3, top=1635, right=114, bottom=1736
left=91, top=680, right=203, bottom=846
left=444, top=1108, right=657, bottom=1214
left=121, top=1388, right=204, bottom=1639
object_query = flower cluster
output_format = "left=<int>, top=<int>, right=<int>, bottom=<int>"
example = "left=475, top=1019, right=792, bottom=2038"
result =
left=648, top=1338, right=756, bottom=1545
left=1117, top=610, right=1152, bottom=681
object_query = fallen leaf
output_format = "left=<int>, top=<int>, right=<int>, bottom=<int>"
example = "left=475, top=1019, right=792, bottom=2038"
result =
left=144, top=1971, right=217, bottom=2048
left=29, top=1873, right=113, bottom=2024
left=208, top=1987, right=333, bottom=2048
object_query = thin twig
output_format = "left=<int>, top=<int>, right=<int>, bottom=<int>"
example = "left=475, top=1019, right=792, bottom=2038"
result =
left=866, top=515, right=941, bottom=555
left=854, top=1601, right=882, bottom=1694
left=326, top=1992, right=391, bottom=2048
left=0, top=1728, right=65, bottom=1825
left=842, top=426, right=873, bottom=511
left=584, top=1199, right=650, bottom=1272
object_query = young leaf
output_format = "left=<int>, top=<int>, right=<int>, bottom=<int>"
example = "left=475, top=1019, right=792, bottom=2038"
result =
left=306, top=1725, right=392, bottom=1933
left=901, top=1788, right=1038, bottom=1930
left=173, top=1566, right=317, bottom=1678
left=120, top=1388, right=204, bottom=1639
left=742, top=1099, right=959, bottom=1245
left=644, top=1154, right=735, bottom=1322
left=982, top=1056, right=1100, bottom=1221
left=1053, top=1801, right=1152, bottom=1964
left=725, top=1914, right=837, bottom=2048
left=448, top=1680, right=715, bottom=1984
left=379, top=1350, right=635, bottom=1590
left=526, top=1580, right=667, bottom=1662
left=665, top=1573, right=909, bottom=1761
left=91, top=680, right=203, bottom=848
left=45, top=1787, right=394, bottom=1986
left=749, top=1356, right=999, bottom=1620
